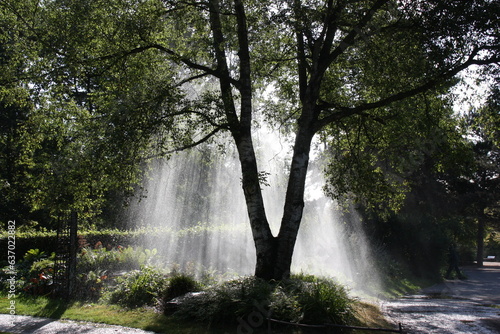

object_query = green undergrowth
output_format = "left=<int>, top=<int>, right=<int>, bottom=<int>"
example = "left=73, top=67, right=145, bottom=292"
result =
left=0, top=294, right=227, bottom=334
left=168, top=275, right=357, bottom=327
left=374, top=255, right=442, bottom=299
left=0, top=273, right=399, bottom=334
left=380, top=274, right=437, bottom=298
left=0, top=296, right=392, bottom=334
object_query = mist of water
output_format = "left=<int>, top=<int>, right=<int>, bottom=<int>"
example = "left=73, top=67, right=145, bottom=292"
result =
left=124, top=127, right=381, bottom=295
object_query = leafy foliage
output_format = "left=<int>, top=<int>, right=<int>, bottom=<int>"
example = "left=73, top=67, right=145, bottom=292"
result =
left=0, top=248, right=55, bottom=295
left=75, top=269, right=109, bottom=302
left=0, top=0, right=188, bottom=223
left=0, top=243, right=160, bottom=302
left=1, top=0, right=498, bottom=279
left=322, top=92, right=473, bottom=213
left=77, top=246, right=158, bottom=273
left=163, top=273, right=200, bottom=302
left=106, top=266, right=167, bottom=308
left=173, top=275, right=355, bottom=327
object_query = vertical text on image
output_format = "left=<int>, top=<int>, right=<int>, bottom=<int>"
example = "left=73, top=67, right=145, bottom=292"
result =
left=6, top=220, right=16, bottom=323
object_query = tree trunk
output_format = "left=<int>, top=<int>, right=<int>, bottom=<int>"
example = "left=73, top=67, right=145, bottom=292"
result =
left=255, top=106, right=316, bottom=280
left=209, top=0, right=319, bottom=281
left=208, top=0, right=277, bottom=280
left=236, top=133, right=276, bottom=280
left=476, top=218, right=485, bottom=267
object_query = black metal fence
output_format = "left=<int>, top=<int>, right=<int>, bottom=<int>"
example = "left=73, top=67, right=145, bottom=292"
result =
left=52, top=211, right=78, bottom=299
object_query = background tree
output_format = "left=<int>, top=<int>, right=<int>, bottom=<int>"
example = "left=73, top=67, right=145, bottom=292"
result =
left=0, top=4, right=46, bottom=225
left=0, top=0, right=180, bottom=225
left=456, top=83, right=500, bottom=266
left=333, top=92, right=478, bottom=277
left=367, top=77, right=500, bottom=275
left=2, top=0, right=499, bottom=279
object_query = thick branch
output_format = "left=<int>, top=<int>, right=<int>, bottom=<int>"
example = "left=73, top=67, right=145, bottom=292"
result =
left=293, top=0, right=309, bottom=102
left=160, top=108, right=227, bottom=129
left=208, top=0, right=241, bottom=135
left=322, top=0, right=390, bottom=70
left=91, top=44, right=242, bottom=89
left=234, top=0, right=252, bottom=129
left=314, top=48, right=499, bottom=131
left=174, top=72, right=212, bottom=87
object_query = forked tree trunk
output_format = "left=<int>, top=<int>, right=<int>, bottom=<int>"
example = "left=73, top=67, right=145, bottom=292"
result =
left=233, top=117, right=315, bottom=281
left=253, top=113, right=316, bottom=280
left=209, top=0, right=318, bottom=280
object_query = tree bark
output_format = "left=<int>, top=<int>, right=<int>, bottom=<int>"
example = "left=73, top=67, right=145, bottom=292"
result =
left=476, top=218, right=485, bottom=267
left=251, top=121, right=315, bottom=280
left=275, top=124, right=315, bottom=279
left=207, top=0, right=278, bottom=279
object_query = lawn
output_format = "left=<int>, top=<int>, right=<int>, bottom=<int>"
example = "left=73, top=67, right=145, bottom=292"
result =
left=0, top=293, right=396, bottom=334
left=0, top=294, right=227, bottom=334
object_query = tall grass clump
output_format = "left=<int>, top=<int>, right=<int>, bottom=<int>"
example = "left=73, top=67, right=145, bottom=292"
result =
left=163, top=273, right=200, bottom=302
left=287, top=274, right=355, bottom=325
left=171, top=275, right=355, bottom=329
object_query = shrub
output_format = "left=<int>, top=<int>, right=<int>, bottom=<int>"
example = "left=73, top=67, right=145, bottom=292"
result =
left=77, top=246, right=158, bottom=273
left=287, top=274, right=355, bottom=325
left=106, top=266, right=167, bottom=308
left=268, top=285, right=302, bottom=322
left=74, top=270, right=109, bottom=301
left=173, top=276, right=272, bottom=325
left=1, top=249, right=56, bottom=296
left=172, top=275, right=355, bottom=328
left=163, top=273, right=200, bottom=302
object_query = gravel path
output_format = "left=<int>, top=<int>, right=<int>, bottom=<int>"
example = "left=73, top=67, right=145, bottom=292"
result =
left=382, top=263, right=500, bottom=334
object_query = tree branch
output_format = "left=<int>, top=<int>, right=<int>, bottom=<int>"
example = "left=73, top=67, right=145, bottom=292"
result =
left=91, top=44, right=242, bottom=89
left=323, top=0, right=390, bottom=70
left=293, top=0, right=309, bottom=102
left=314, top=46, right=499, bottom=131
left=234, top=0, right=253, bottom=128
left=160, top=108, right=228, bottom=129
left=174, top=72, right=212, bottom=87
left=148, top=124, right=229, bottom=158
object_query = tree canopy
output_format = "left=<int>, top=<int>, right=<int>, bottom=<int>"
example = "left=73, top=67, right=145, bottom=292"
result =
left=1, top=0, right=498, bottom=279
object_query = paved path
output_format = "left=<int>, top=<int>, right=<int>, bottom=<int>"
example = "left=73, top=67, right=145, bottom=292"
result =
left=421, top=263, right=500, bottom=305
left=382, top=263, right=500, bottom=334
left=0, top=314, right=157, bottom=334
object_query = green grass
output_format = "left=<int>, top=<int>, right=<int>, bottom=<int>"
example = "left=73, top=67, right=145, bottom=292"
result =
left=379, top=274, right=439, bottom=299
left=0, top=271, right=421, bottom=334
left=0, top=294, right=227, bottom=333
left=0, top=289, right=395, bottom=334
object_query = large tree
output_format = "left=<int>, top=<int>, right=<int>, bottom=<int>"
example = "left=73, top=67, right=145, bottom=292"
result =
left=3, top=0, right=499, bottom=279
left=0, top=0, right=171, bottom=223
left=459, top=83, right=500, bottom=265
